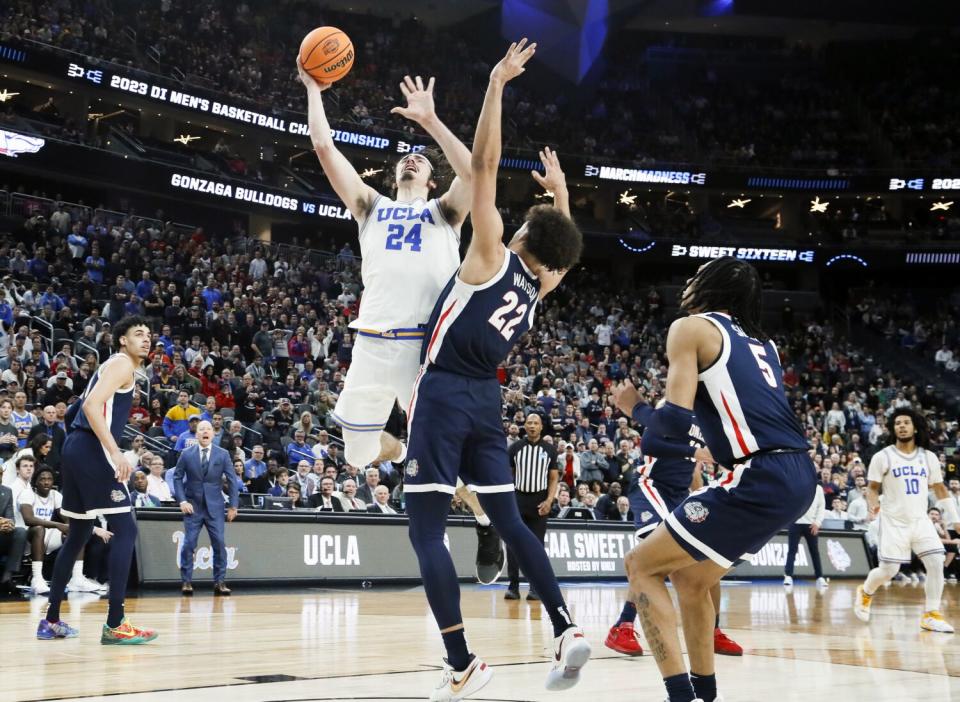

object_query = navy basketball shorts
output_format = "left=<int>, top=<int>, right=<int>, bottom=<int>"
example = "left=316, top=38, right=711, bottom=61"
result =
left=628, top=479, right=688, bottom=542
left=404, top=367, right=514, bottom=495
left=59, top=429, right=132, bottom=520
left=663, top=451, right=817, bottom=569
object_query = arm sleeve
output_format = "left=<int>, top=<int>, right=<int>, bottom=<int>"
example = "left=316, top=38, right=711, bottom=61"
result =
left=639, top=402, right=697, bottom=460
left=630, top=401, right=655, bottom=426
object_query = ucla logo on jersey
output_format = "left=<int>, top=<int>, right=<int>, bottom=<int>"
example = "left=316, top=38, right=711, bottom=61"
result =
left=684, top=501, right=709, bottom=524
left=376, top=205, right=435, bottom=224
left=891, top=465, right=927, bottom=478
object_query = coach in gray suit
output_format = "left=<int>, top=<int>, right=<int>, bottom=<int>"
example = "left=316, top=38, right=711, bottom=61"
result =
left=0, top=483, right=27, bottom=593
left=174, top=420, right=238, bottom=596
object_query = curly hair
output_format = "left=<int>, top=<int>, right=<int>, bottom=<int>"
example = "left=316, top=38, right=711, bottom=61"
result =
left=887, top=407, right=930, bottom=449
left=522, top=205, right=583, bottom=272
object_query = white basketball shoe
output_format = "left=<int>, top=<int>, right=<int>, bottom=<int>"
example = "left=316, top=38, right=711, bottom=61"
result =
left=545, top=625, right=592, bottom=691
left=430, top=655, right=493, bottom=702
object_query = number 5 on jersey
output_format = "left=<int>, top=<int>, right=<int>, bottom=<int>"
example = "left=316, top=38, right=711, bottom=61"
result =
left=749, top=344, right=778, bottom=388
left=385, top=223, right=422, bottom=251
left=488, top=291, right=528, bottom=341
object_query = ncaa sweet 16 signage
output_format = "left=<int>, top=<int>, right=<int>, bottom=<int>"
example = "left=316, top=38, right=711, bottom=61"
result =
left=134, top=513, right=872, bottom=583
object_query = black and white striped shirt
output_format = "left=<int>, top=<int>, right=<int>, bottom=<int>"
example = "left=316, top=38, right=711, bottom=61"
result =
left=508, top=438, right=558, bottom=493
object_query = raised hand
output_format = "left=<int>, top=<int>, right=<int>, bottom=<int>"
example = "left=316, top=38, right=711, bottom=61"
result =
left=296, top=58, right=330, bottom=92
left=490, top=38, right=537, bottom=84
left=390, top=75, right=436, bottom=124
left=531, top=146, right=566, bottom=195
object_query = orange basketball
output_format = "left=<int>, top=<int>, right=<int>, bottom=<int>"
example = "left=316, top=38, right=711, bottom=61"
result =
left=299, top=27, right=355, bottom=83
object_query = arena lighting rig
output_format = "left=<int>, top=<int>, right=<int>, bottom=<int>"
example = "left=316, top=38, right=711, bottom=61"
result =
left=809, top=196, right=830, bottom=213
left=931, top=201, right=952, bottom=211
left=728, top=198, right=751, bottom=208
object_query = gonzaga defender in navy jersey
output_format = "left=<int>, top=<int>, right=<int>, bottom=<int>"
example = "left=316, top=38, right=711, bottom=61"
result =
left=37, top=316, right=158, bottom=645
left=404, top=40, right=590, bottom=702
left=605, top=412, right=742, bottom=658
left=613, top=258, right=816, bottom=702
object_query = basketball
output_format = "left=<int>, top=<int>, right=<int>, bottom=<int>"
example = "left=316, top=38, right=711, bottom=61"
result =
left=299, top=26, right=354, bottom=83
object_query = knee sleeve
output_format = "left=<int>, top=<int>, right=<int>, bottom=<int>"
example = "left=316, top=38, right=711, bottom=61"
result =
left=342, top=428, right=382, bottom=468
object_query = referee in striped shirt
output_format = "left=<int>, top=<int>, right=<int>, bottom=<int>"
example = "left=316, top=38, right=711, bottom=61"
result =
left=504, top=413, right=558, bottom=601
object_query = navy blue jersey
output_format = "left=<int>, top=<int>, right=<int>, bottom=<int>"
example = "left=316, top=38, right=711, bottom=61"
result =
left=693, top=312, right=807, bottom=467
left=630, top=422, right=703, bottom=498
left=421, top=249, right=540, bottom=378
left=67, top=354, right=136, bottom=445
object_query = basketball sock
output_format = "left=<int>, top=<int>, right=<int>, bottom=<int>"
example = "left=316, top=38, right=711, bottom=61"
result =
left=32, top=561, right=43, bottom=580
left=863, top=561, right=899, bottom=596
left=477, top=492, right=572, bottom=638
left=46, top=519, right=95, bottom=622
left=406, top=492, right=464, bottom=632
left=617, top=600, right=637, bottom=625
left=921, top=553, right=946, bottom=611
left=664, top=672, right=696, bottom=702
left=714, top=613, right=720, bottom=629
left=690, top=671, right=717, bottom=702
left=475, top=513, right=491, bottom=528
left=72, top=561, right=84, bottom=580
left=441, top=629, right=471, bottom=671
left=105, top=511, right=138, bottom=628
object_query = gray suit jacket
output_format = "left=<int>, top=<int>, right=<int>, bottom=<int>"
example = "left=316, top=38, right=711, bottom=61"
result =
left=0, top=484, right=16, bottom=522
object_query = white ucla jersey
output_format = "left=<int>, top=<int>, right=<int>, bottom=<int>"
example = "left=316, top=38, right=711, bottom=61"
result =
left=351, top=195, right=461, bottom=333
left=869, top=445, right=942, bottom=522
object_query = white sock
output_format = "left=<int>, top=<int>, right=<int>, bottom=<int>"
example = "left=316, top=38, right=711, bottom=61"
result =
left=32, top=561, right=43, bottom=580
left=476, top=513, right=491, bottom=527
left=72, top=561, right=84, bottom=579
left=395, top=442, right=407, bottom=463
left=921, top=553, right=946, bottom=612
left=863, top=561, right=900, bottom=596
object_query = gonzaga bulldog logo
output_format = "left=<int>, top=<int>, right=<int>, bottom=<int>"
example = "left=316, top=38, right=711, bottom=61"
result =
left=683, top=501, right=709, bottom=524
left=405, top=459, right=419, bottom=477
left=826, top=539, right=852, bottom=572
left=110, top=489, right=126, bottom=503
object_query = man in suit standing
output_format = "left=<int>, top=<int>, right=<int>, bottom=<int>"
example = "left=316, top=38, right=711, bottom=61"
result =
left=0, top=482, right=28, bottom=593
left=174, top=420, right=238, bottom=596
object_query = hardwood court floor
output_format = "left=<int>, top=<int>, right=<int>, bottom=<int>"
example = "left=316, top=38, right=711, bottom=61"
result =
left=2, top=580, right=960, bottom=701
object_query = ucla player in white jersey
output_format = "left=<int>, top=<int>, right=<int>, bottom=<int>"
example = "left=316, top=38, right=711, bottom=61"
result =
left=854, top=408, right=958, bottom=633
left=298, top=60, right=504, bottom=581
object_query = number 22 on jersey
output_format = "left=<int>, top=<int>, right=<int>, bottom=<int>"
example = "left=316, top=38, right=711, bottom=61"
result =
left=488, top=291, right=527, bottom=341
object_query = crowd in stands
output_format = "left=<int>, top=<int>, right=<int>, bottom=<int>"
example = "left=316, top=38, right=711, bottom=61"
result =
left=4, top=1, right=960, bottom=169
left=0, top=186, right=957, bottom=520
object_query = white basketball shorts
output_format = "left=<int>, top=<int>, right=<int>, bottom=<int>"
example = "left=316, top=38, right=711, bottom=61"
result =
left=331, top=335, right=423, bottom=433
left=877, top=514, right=944, bottom=563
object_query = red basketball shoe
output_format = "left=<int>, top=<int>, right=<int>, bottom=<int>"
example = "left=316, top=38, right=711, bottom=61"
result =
left=604, top=622, right=644, bottom=656
left=714, top=628, right=743, bottom=656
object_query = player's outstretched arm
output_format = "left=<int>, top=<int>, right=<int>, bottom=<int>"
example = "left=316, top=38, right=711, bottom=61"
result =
left=530, top=146, right=570, bottom=296
left=391, top=76, right=472, bottom=226
left=298, top=60, right=378, bottom=223
left=461, top=39, right=536, bottom=284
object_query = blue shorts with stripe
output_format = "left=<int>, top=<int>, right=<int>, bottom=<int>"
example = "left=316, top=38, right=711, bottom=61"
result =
left=628, top=480, right=689, bottom=540
left=663, top=451, right=817, bottom=569
left=404, top=367, right=514, bottom=495
left=60, top=429, right=132, bottom=520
